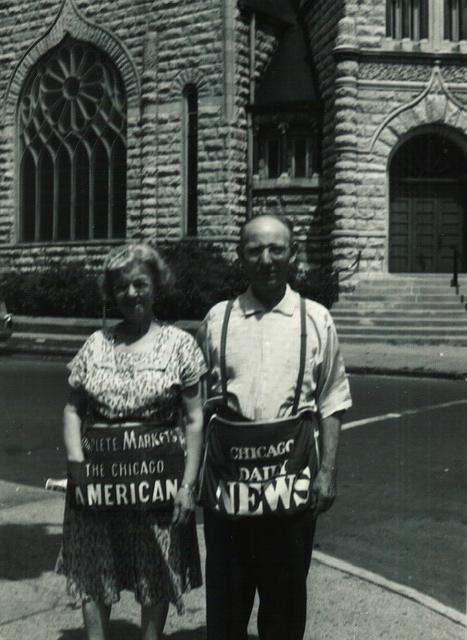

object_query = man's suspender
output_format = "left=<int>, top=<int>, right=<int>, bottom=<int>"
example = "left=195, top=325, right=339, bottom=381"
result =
left=219, top=296, right=307, bottom=415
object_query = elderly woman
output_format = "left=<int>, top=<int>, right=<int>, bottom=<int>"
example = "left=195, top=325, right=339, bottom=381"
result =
left=56, top=243, right=206, bottom=640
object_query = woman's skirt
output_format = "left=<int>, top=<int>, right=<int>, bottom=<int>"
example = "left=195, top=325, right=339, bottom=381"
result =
left=56, top=493, right=202, bottom=613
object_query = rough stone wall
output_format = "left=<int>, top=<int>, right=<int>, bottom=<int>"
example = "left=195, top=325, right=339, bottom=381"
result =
left=349, top=0, right=386, bottom=47
left=354, top=60, right=467, bottom=273
left=254, top=21, right=280, bottom=85
left=0, top=0, right=63, bottom=251
left=252, top=190, right=321, bottom=267
left=0, top=0, right=254, bottom=271
left=142, top=2, right=228, bottom=243
left=353, top=81, right=423, bottom=274
left=299, top=0, right=346, bottom=269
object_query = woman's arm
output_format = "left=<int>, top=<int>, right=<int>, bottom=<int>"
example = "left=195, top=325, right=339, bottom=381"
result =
left=63, top=388, right=86, bottom=483
left=172, top=382, right=204, bottom=525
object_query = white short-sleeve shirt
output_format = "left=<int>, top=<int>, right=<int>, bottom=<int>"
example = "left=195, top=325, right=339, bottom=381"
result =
left=197, top=285, right=352, bottom=421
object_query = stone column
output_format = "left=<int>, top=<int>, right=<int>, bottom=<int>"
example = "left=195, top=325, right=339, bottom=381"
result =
left=139, top=28, right=159, bottom=242
left=332, top=15, right=360, bottom=285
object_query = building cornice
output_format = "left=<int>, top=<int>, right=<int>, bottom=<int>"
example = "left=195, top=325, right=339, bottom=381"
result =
left=333, top=46, right=467, bottom=67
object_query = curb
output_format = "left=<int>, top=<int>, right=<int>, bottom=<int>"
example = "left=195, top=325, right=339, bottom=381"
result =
left=346, top=365, right=467, bottom=380
left=2, top=338, right=467, bottom=380
left=313, top=551, right=466, bottom=626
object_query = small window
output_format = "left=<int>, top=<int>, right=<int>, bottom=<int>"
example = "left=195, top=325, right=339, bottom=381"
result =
left=445, top=0, right=467, bottom=41
left=386, top=0, right=429, bottom=39
left=183, top=84, right=198, bottom=236
left=18, top=37, right=127, bottom=243
left=254, top=124, right=316, bottom=180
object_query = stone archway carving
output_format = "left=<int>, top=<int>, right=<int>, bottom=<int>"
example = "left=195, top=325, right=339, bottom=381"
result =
left=3, top=0, right=140, bottom=121
left=170, top=68, right=211, bottom=99
left=369, top=65, right=467, bottom=157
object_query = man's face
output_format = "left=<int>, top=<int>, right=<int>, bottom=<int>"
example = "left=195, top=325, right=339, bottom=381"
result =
left=238, top=217, right=297, bottom=295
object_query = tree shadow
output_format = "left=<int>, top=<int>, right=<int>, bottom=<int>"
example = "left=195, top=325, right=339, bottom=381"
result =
left=0, top=523, right=61, bottom=580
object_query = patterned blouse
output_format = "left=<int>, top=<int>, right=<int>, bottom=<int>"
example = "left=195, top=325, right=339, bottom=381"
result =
left=68, top=323, right=207, bottom=424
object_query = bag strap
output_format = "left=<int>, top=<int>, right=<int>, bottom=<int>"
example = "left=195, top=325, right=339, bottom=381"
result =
left=292, top=296, right=307, bottom=415
left=219, top=295, right=307, bottom=414
left=219, top=299, right=234, bottom=403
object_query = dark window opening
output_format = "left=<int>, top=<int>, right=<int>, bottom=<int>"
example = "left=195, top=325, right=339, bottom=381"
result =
left=386, top=0, right=429, bottom=39
left=184, top=84, right=198, bottom=236
left=254, top=122, right=317, bottom=180
left=18, top=36, right=127, bottom=243
left=445, top=0, right=467, bottom=41
left=391, top=133, right=466, bottom=180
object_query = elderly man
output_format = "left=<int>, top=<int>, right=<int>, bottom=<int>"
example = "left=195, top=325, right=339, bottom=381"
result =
left=197, top=214, right=352, bottom=640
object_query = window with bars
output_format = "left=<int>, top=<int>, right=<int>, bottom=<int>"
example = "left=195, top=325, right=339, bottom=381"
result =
left=183, top=84, right=198, bottom=236
left=445, top=0, right=467, bottom=40
left=18, top=37, right=127, bottom=243
left=254, top=124, right=317, bottom=181
left=386, top=0, right=429, bottom=39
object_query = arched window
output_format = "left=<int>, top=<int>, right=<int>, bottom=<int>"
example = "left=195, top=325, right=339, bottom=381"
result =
left=18, top=37, right=127, bottom=242
left=183, top=84, right=198, bottom=236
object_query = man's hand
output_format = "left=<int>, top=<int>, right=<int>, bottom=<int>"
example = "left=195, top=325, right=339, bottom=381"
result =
left=310, top=465, right=337, bottom=514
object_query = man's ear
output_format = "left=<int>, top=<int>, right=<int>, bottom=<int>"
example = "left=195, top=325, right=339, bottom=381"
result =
left=236, top=244, right=244, bottom=262
left=289, top=242, right=298, bottom=264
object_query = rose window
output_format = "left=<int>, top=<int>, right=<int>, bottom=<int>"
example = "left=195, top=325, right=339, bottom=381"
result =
left=19, top=37, right=127, bottom=242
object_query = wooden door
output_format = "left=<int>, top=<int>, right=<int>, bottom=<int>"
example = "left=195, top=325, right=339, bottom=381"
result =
left=389, top=181, right=465, bottom=273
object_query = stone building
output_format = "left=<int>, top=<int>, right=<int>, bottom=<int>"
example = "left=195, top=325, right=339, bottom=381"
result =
left=1, top=0, right=467, bottom=287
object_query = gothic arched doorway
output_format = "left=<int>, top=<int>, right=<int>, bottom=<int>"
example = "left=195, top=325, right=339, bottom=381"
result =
left=389, top=132, right=466, bottom=273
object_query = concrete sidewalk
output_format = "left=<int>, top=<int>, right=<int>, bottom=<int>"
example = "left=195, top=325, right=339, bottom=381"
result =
left=341, top=342, right=467, bottom=378
left=0, top=494, right=464, bottom=640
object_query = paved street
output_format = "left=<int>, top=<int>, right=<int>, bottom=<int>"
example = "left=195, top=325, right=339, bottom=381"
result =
left=0, top=355, right=466, bottom=639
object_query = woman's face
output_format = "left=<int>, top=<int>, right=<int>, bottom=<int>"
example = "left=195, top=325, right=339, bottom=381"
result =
left=111, top=261, right=156, bottom=322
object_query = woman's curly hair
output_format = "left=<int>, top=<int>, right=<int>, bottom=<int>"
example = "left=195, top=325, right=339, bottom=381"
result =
left=101, top=243, right=174, bottom=304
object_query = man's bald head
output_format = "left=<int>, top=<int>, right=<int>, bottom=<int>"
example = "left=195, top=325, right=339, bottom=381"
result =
left=236, top=214, right=298, bottom=305
left=239, top=215, right=294, bottom=248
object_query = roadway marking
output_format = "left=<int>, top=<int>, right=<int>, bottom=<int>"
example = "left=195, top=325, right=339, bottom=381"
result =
left=342, top=397, right=467, bottom=431
left=313, top=551, right=465, bottom=626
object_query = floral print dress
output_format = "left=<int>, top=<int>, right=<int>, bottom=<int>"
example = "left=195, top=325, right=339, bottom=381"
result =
left=56, top=323, right=207, bottom=612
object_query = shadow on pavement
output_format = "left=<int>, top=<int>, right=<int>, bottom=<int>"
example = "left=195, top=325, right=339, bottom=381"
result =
left=166, top=630, right=207, bottom=639
left=57, top=623, right=211, bottom=639
left=58, top=621, right=139, bottom=640
left=0, top=523, right=61, bottom=579
left=57, top=623, right=258, bottom=639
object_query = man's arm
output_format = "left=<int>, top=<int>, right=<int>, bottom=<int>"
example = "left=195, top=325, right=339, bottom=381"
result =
left=311, top=410, right=344, bottom=514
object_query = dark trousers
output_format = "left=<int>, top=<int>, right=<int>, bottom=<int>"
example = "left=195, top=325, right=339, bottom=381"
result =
left=204, top=508, right=316, bottom=640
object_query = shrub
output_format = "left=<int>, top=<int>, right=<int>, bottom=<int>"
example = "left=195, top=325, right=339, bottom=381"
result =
left=0, top=241, right=338, bottom=319
left=0, top=263, right=101, bottom=317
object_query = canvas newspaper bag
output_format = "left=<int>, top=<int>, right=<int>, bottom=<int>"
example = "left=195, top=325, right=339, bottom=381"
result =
left=199, top=296, right=321, bottom=518
left=69, top=421, right=185, bottom=511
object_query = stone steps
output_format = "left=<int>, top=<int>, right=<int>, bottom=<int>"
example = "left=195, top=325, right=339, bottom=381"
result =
left=334, top=334, right=467, bottom=345
left=332, top=276, right=467, bottom=345
left=334, top=316, right=467, bottom=327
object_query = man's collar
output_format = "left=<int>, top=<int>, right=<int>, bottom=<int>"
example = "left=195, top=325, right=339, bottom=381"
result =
left=238, top=284, right=298, bottom=317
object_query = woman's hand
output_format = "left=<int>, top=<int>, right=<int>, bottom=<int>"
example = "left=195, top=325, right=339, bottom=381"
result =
left=172, top=486, right=196, bottom=526
left=67, top=460, right=86, bottom=486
